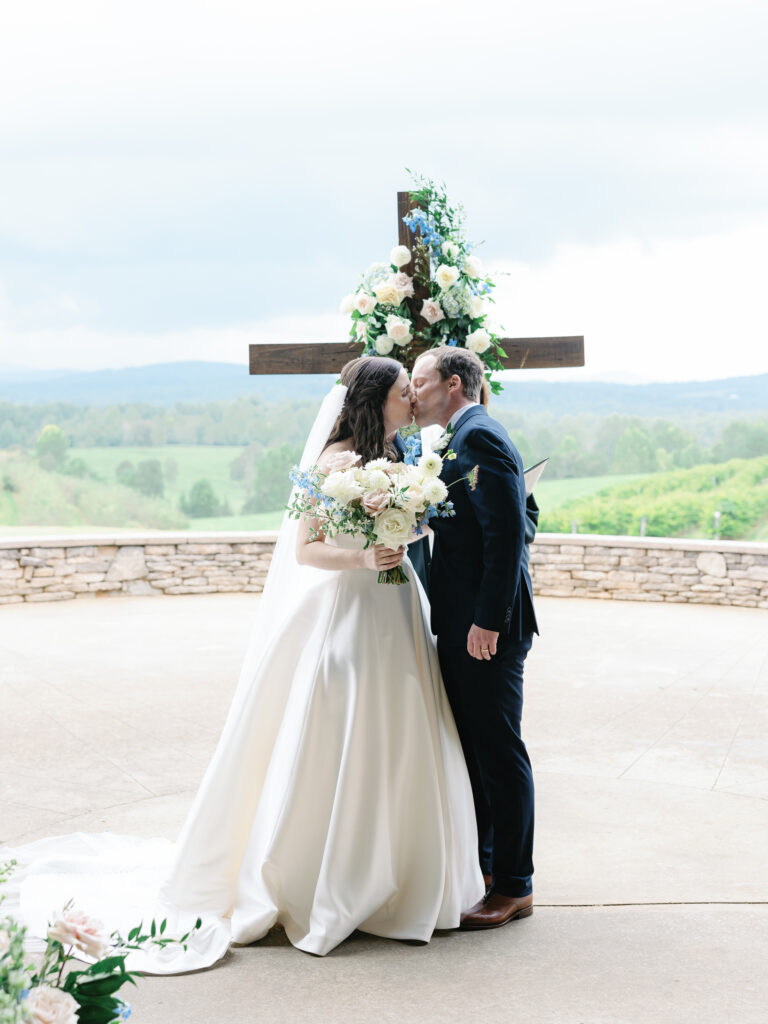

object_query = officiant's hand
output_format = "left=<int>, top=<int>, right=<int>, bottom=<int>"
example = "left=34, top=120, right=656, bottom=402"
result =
left=467, top=624, right=499, bottom=661
left=360, top=544, right=405, bottom=572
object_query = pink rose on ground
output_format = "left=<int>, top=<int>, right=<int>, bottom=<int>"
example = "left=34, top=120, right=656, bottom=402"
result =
left=26, top=985, right=80, bottom=1024
left=326, top=450, right=362, bottom=471
left=420, top=299, right=445, bottom=325
left=47, top=906, right=109, bottom=960
left=362, top=489, right=390, bottom=515
left=392, top=272, right=415, bottom=299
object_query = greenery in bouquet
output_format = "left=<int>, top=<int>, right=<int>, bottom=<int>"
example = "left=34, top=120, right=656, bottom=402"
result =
left=340, top=171, right=508, bottom=394
left=0, top=860, right=201, bottom=1024
left=288, top=447, right=462, bottom=584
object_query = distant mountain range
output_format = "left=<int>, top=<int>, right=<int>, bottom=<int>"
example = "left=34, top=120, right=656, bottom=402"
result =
left=0, top=362, right=765, bottom=416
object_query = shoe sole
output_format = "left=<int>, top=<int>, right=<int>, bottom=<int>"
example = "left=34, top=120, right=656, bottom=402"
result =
left=459, top=905, right=533, bottom=930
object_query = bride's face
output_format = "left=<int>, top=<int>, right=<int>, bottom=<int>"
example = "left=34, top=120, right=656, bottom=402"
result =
left=382, top=368, right=414, bottom=435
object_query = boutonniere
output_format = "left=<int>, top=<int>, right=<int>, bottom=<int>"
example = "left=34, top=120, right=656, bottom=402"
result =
left=431, top=422, right=456, bottom=454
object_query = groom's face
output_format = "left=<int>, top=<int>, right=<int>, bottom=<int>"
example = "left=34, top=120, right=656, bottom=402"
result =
left=411, top=355, right=452, bottom=428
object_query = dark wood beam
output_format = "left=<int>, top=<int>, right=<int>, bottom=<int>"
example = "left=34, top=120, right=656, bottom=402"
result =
left=249, top=336, right=584, bottom=375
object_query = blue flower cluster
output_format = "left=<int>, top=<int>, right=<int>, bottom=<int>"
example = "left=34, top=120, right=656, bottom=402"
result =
left=403, top=434, right=422, bottom=466
left=402, top=208, right=444, bottom=260
left=116, top=1001, right=133, bottom=1021
left=289, top=467, right=333, bottom=508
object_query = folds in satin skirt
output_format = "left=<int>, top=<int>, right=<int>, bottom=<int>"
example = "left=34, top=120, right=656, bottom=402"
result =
left=4, top=550, right=484, bottom=969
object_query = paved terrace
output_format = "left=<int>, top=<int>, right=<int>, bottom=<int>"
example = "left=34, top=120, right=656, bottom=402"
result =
left=1, top=594, right=767, bottom=1023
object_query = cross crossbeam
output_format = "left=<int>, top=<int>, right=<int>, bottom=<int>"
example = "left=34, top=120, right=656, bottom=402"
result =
left=249, top=191, right=584, bottom=375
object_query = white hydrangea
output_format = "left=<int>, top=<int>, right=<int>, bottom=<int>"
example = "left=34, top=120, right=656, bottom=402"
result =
left=440, top=284, right=473, bottom=319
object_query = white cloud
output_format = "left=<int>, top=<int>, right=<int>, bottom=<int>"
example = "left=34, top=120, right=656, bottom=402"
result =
left=2, top=222, right=766, bottom=382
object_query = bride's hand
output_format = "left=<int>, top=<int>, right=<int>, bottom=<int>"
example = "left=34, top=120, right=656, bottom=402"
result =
left=360, top=544, right=405, bottom=571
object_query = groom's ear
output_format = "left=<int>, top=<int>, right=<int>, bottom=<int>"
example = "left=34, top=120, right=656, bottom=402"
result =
left=448, top=373, right=463, bottom=393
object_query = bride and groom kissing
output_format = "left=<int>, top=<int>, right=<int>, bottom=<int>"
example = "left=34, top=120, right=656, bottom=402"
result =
left=5, top=344, right=538, bottom=968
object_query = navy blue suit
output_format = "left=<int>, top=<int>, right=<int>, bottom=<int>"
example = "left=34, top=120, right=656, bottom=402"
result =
left=430, top=405, right=538, bottom=898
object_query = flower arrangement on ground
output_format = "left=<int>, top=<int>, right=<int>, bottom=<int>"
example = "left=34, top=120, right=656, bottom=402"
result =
left=288, top=445, right=466, bottom=584
left=0, top=860, right=200, bottom=1024
left=339, top=172, right=508, bottom=393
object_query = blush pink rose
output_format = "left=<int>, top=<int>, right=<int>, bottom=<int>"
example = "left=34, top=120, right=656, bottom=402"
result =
left=362, top=489, right=390, bottom=515
left=47, top=906, right=110, bottom=959
left=326, top=450, right=362, bottom=471
left=420, top=298, right=445, bottom=325
left=392, top=272, right=415, bottom=299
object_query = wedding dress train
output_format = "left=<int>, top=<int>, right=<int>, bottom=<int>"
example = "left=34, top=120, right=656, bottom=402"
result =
left=3, top=537, right=484, bottom=968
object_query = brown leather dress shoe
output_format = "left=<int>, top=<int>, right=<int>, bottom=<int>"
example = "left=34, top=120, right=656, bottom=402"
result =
left=460, top=891, right=533, bottom=930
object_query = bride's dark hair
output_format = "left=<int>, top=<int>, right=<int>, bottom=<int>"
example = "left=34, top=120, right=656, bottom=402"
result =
left=323, top=356, right=403, bottom=464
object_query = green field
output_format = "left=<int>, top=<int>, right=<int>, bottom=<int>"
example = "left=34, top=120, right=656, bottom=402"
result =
left=3, top=445, right=767, bottom=540
left=74, top=445, right=250, bottom=510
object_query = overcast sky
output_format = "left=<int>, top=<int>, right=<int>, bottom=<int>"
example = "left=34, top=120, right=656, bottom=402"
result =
left=0, top=0, right=766, bottom=382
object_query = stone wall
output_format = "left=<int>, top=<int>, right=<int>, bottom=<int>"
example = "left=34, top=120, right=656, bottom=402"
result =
left=529, top=534, right=768, bottom=608
left=1, top=532, right=767, bottom=608
left=0, top=534, right=277, bottom=604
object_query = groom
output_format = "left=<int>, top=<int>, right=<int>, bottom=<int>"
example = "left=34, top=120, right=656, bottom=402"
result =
left=411, top=346, right=538, bottom=928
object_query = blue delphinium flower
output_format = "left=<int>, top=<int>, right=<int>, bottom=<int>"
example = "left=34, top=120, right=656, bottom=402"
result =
left=403, top=434, right=422, bottom=466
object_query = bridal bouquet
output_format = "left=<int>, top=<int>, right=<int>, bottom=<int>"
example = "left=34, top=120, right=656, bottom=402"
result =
left=288, top=448, right=459, bottom=584
left=0, top=860, right=200, bottom=1024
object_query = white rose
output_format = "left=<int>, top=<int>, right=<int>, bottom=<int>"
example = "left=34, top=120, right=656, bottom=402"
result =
left=423, top=477, right=449, bottom=504
left=441, top=240, right=460, bottom=260
left=355, top=320, right=368, bottom=341
left=0, top=928, right=10, bottom=954
left=373, top=279, right=402, bottom=306
left=374, top=506, right=417, bottom=549
left=48, top=907, right=110, bottom=960
left=26, top=986, right=80, bottom=1024
left=435, top=264, right=460, bottom=290
left=418, top=451, right=443, bottom=478
left=390, top=244, right=411, bottom=268
left=400, top=481, right=426, bottom=513
left=466, top=328, right=492, bottom=354
left=374, top=334, right=394, bottom=355
left=355, top=293, right=377, bottom=316
left=469, top=295, right=486, bottom=319
left=364, top=458, right=390, bottom=471
left=385, top=315, right=412, bottom=345
left=464, top=254, right=483, bottom=279
left=339, top=293, right=356, bottom=315
left=364, top=468, right=391, bottom=492
left=321, top=470, right=364, bottom=506
left=420, top=298, right=445, bottom=325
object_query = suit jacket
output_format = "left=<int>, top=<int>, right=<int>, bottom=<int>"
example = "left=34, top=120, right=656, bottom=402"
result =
left=393, top=432, right=431, bottom=595
left=429, top=406, right=538, bottom=642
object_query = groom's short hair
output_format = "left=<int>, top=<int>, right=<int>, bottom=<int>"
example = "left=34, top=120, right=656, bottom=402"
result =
left=430, top=346, right=485, bottom=402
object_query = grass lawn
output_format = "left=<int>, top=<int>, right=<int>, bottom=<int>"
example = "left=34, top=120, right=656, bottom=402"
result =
left=534, top=473, right=645, bottom=510
left=73, top=445, right=249, bottom=511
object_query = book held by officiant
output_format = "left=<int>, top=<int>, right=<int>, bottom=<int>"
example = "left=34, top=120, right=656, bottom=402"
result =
left=524, top=458, right=548, bottom=497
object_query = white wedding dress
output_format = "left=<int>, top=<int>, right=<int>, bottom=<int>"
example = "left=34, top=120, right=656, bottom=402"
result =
left=2, top=389, right=484, bottom=969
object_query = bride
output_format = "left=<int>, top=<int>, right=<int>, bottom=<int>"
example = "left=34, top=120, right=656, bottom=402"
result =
left=3, top=355, right=484, bottom=968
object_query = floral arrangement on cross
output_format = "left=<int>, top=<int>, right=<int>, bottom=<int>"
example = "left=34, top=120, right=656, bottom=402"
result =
left=339, top=172, right=508, bottom=394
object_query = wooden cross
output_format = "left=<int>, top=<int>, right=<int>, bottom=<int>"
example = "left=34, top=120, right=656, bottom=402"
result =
left=249, top=192, right=584, bottom=375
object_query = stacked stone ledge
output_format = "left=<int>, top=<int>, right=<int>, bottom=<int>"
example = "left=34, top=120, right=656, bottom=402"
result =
left=0, top=534, right=279, bottom=604
left=529, top=535, right=768, bottom=608
left=1, top=532, right=767, bottom=609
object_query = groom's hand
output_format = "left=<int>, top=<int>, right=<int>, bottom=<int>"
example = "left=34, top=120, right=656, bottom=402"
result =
left=467, top=624, right=499, bottom=661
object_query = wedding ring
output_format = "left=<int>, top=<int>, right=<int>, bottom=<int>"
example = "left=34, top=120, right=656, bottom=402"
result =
left=481, top=647, right=489, bottom=652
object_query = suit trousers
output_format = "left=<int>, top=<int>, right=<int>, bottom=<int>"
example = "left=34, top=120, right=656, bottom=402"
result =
left=438, top=634, right=534, bottom=897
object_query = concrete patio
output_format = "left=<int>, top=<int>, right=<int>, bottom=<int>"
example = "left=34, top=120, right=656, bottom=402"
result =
left=1, top=594, right=767, bottom=1023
